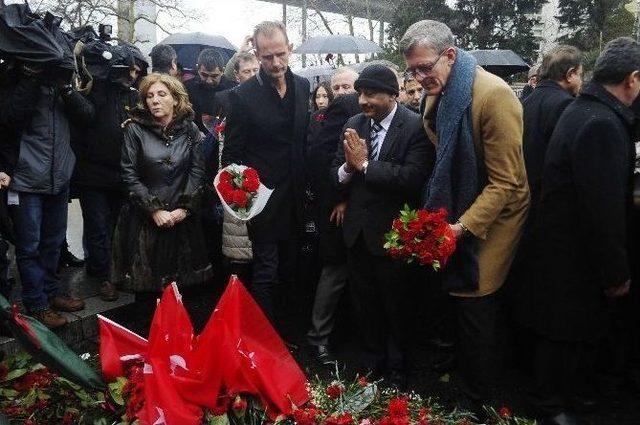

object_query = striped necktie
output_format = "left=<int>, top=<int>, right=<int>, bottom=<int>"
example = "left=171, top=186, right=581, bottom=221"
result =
left=369, top=121, right=383, bottom=160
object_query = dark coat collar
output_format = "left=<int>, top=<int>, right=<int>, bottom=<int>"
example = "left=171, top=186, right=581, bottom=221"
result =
left=536, top=79, right=566, bottom=91
left=127, top=107, right=195, bottom=139
left=580, top=82, right=635, bottom=126
left=256, top=66, right=294, bottom=88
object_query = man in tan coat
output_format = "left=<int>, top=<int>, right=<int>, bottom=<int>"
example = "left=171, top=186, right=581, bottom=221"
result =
left=401, top=20, right=529, bottom=411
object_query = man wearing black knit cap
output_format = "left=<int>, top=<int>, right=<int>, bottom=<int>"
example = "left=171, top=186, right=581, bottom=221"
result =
left=332, top=64, right=434, bottom=387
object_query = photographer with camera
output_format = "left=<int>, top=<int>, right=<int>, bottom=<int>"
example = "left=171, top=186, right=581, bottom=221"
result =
left=73, top=43, right=145, bottom=303
left=0, top=61, right=94, bottom=328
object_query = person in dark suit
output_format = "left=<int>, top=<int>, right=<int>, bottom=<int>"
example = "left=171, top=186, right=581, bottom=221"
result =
left=507, top=46, right=583, bottom=371
left=185, top=48, right=236, bottom=134
left=221, top=21, right=310, bottom=325
left=523, top=45, right=583, bottom=227
left=211, top=52, right=260, bottom=122
left=332, top=65, right=433, bottom=386
left=306, top=91, right=360, bottom=364
left=524, top=37, right=639, bottom=425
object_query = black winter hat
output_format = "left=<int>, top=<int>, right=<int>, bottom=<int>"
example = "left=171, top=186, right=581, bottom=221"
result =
left=354, top=64, right=399, bottom=96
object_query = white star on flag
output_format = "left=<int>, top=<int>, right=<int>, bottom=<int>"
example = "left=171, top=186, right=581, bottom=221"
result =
left=236, top=338, right=258, bottom=369
left=152, top=407, right=166, bottom=425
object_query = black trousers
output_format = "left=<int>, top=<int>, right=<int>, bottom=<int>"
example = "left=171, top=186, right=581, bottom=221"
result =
left=250, top=239, right=297, bottom=324
left=348, top=235, right=408, bottom=372
left=530, top=335, right=596, bottom=416
left=454, top=293, right=498, bottom=403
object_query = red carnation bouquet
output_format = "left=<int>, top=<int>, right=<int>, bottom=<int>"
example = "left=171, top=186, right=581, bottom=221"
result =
left=214, top=165, right=273, bottom=221
left=383, top=204, right=457, bottom=271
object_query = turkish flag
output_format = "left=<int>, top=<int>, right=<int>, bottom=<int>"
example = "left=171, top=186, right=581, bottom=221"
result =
left=98, top=314, right=148, bottom=382
left=212, top=276, right=309, bottom=417
left=142, top=283, right=202, bottom=425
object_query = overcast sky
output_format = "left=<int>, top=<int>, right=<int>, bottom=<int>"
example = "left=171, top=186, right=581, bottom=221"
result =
left=158, top=0, right=377, bottom=67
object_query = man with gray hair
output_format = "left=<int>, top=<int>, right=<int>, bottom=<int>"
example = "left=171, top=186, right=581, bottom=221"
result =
left=330, top=67, right=359, bottom=97
left=401, top=20, right=529, bottom=411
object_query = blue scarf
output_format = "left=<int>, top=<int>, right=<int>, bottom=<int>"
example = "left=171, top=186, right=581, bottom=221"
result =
left=423, top=48, right=480, bottom=293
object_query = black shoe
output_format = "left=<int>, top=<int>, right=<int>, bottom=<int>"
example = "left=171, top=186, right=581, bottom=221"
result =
left=542, top=412, right=588, bottom=425
left=59, top=249, right=84, bottom=268
left=385, top=369, right=407, bottom=391
left=311, top=344, right=336, bottom=365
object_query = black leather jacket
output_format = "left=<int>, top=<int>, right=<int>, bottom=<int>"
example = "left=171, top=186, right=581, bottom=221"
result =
left=121, top=108, right=205, bottom=214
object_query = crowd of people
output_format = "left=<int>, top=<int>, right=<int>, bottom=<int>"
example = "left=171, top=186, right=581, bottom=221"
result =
left=0, top=15, right=639, bottom=425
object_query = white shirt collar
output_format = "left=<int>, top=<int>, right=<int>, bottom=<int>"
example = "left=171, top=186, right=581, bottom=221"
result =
left=372, top=102, right=398, bottom=131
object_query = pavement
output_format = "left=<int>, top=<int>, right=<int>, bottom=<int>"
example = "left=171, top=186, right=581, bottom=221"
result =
left=0, top=200, right=134, bottom=356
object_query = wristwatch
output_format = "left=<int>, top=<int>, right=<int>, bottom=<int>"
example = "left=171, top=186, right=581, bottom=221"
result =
left=361, top=160, right=369, bottom=174
left=456, top=221, right=469, bottom=237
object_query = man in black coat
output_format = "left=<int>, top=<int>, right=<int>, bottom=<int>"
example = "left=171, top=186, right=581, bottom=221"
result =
left=306, top=91, right=360, bottom=364
left=511, top=46, right=582, bottom=357
left=525, top=37, right=639, bottom=425
left=74, top=45, right=141, bottom=302
left=221, top=21, right=310, bottom=325
left=523, top=45, right=582, bottom=228
left=185, top=48, right=237, bottom=134
left=332, top=65, right=433, bottom=385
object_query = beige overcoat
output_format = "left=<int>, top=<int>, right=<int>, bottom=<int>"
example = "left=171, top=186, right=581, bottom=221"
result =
left=423, top=66, right=530, bottom=297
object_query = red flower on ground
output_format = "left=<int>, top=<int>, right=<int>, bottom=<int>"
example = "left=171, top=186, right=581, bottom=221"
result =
left=325, top=382, right=345, bottom=399
left=61, top=410, right=78, bottom=425
left=2, top=406, right=24, bottom=416
left=232, top=396, right=248, bottom=413
left=388, top=397, right=409, bottom=418
left=13, top=368, right=54, bottom=392
left=325, top=412, right=353, bottom=425
left=293, top=406, right=320, bottom=425
left=498, top=406, right=512, bottom=418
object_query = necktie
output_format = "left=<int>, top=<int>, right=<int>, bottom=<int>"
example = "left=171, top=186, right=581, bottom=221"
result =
left=369, top=121, right=383, bottom=160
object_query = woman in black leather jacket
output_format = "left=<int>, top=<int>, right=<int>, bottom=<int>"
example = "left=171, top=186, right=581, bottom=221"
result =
left=112, top=73, right=212, bottom=292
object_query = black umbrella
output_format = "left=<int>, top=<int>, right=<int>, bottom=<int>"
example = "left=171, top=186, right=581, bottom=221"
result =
left=159, top=32, right=237, bottom=71
left=470, top=49, right=529, bottom=78
left=294, top=35, right=383, bottom=55
left=0, top=4, right=75, bottom=69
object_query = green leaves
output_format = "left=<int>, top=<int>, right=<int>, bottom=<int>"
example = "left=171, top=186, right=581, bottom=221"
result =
left=3, top=368, right=27, bottom=382
left=108, top=377, right=128, bottom=406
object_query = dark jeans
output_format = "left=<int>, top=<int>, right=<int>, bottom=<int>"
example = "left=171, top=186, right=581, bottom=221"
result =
left=454, top=293, right=498, bottom=403
left=251, top=239, right=297, bottom=323
left=10, top=188, right=69, bottom=312
left=348, top=235, right=408, bottom=372
left=79, top=188, right=123, bottom=280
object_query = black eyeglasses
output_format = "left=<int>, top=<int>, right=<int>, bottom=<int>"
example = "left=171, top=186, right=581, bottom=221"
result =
left=404, top=49, right=447, bottom=79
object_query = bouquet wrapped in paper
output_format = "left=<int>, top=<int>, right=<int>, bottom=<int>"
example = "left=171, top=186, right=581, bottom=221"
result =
left=214, top=164, right=273, bottom=221
left=383, top=205, right=457, bottom=271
